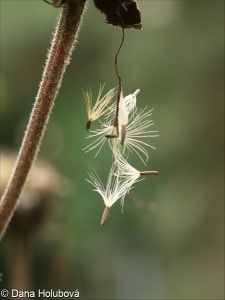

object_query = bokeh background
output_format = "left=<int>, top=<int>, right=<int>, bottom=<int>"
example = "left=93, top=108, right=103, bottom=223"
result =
left=0, top=0, right=224, bottom=299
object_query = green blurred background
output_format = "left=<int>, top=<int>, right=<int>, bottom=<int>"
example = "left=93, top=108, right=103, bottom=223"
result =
left=0, top=0, right=224, bottom=299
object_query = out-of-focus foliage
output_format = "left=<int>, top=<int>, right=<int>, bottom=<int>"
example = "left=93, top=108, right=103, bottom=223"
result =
left=0, top=1, right=224, bottom=299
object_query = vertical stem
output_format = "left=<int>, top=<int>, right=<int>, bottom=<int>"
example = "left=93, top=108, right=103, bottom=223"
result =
left=114, top=28, right=125, bottom=133
left=0, top=0, right=87, bottom=239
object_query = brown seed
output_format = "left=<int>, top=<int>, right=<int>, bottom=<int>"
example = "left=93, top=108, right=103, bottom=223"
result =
left=139, top=171, right=159, bottom=176
left=86, top=120, right=92, bottom=131
left=120, top=125, right=126, bottom=146
left=101, top=207, right=110, bottom=226
left=105, top=134, right=118, bottom=138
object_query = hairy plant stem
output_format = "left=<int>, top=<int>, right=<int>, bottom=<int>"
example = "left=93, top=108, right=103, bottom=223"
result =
left=0, top=0, right=87, bottom=239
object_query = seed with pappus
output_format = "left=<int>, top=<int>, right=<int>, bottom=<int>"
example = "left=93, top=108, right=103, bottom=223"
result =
left=86, top=163, right=134, bottom=225
left=106, top=89, right=140, bottom=144
left=84, top=105, right=158, bottom=164
left=116, top=155, right=159, bottom=187
left=84, top=84, right=117, bottom=131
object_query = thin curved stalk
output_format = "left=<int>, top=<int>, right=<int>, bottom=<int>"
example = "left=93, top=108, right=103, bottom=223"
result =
left=0, top=0, right=87, bottom=239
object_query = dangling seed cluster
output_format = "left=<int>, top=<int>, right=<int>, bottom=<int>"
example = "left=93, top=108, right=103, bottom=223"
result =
left=83, top=27, right=158, bottom=225
left=84, top=86, right=159, bottom=225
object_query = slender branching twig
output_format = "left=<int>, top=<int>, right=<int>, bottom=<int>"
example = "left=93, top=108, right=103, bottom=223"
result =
left=0, top=0, right=87, bottom=239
